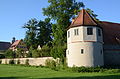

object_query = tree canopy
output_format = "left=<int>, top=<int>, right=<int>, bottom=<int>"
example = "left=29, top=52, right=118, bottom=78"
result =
left=23, top=18, right=52, bottom=49
left=43, top=0, right=85, bottom=59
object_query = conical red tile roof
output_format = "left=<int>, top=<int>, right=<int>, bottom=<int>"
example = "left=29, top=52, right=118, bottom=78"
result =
left=68, top=9, right=98, bottom=29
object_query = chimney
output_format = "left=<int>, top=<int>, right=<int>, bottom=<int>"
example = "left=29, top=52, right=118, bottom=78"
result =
left=12, top=37, right=16, bottom=44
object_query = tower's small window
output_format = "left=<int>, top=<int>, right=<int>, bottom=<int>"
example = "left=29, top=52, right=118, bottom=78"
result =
left=87, top=28, right=93, bottom=35
left=101, top=50, right=102, bottom=54
left=98, top=29, right=101, bottom=36
left=74, top=29, right=79, bottom=35
left=68, top=31, right=70, bottom=38
left=81, top=49, right=84, bottom=54
left=68, top=50, right=69, bottom=55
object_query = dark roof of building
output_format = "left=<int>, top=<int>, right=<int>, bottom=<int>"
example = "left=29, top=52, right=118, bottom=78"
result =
left=100, top=21, right=120, bottom=45
left=0, top=42, right=11, bottom=51
left=68, top=9, right=98, bottom=29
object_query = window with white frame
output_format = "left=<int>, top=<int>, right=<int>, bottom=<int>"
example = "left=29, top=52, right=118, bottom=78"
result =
left=87, top=28, right=93, bottom=35
left=68, top=31, right=70, bottom=38
left=74, top=29, right=79, bottom=35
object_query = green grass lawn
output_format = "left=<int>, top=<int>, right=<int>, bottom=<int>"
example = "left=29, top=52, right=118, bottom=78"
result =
left=0, top=64, right=120, bottom=79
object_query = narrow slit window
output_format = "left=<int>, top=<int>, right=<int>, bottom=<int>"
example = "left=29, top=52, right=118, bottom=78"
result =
left=74, top=29, right=79, bottom=35
left=68, top=31, right=70, bottom=38
left=101, top=50, right=102, bottom=54
left=87, top=28, right=93, bottom=35
left=98, top=29, right=101, bottom=36
left=81, top=49, right=84, bottom=54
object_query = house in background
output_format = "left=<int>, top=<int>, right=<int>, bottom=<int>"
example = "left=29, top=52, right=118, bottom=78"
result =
left=0, top=41, right=11, bottom=58
left=0, top=42, right=11, bottom=51
left=66, top=9, right=120, bottom=67
left=10, top=39, right=28, bottom=51
left=9, top=39, right=28, bottom=57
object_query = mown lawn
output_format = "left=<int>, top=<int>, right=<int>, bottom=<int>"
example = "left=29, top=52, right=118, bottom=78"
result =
left=0, top=64, right=120, bottom=79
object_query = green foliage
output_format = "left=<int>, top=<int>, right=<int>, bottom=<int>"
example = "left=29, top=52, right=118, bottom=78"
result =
left=23, top=18, right=38, bottom=49
left=50, top=45, right=66, bottom=59
left=23, top=18, right=52, bottom=49
left=68, top=66, right=105, bottom=73
left=103, top=69, right=120, bottom=73
left=32, top=49, right=40, bottom=58
left=17, top=59, right=20, bottom=64
left=40, top=45, right=51, bottom=57
left=86, top=8, right=99, bottom=22
left=45, top=59, right=57, bottom=70
left=5, top=49, right=16, bottom=58
left=0, top=65, right=120, bottom=79
left=9, top=59, right=15, bottom=64
left=0, top=54, right=5, bottom=59
left=25, top=59, right=29, bottom=66
left=16, top=48, right=24, bottom=58
left=0, top=60, right=1, bottom=64
left=43, top=0, right=85, bottom=60
left=37, top=18, right=52, bottom=47
left=28, top=45, right=51, bottom=58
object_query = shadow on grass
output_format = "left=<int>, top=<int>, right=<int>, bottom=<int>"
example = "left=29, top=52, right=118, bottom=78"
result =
left=39, top=75, right=120, bottom=79
left=0, top=77, right=27, bottom=79
left=0, top=75, right=120, bottom=79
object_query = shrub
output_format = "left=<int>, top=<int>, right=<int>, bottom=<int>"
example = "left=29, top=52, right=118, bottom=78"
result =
left=5, top=49, right=16, bottom=58
left=0, top=54, right=5, bottom=59
left=40, top=45, right=51, bottom=57
left=69, top=66, right=105, bottom=73
left=45, top=59, right=57, bottom=70
left=32, top=50, right=40, bottom=58
left=17, top=59, right=20, bottom=64
left=9, top=59, right=15, bottom=64
left=104, top=69, right=120, bottom=73
left=25, top=59, right=29, bottom=66
left=0, top=60, right=2, bottom=64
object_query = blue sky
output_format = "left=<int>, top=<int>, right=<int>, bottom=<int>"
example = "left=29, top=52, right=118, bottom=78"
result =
left=0, top=0, right=120, bottom=42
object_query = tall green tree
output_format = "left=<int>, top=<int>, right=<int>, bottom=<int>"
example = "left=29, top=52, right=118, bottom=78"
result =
left=23, top=18, right=38, bottom=49
left=23, top=18, right=52, bottom=49
left=37, top=18, right=52, bottom=47
left=43, top=0, right=85, bottom=59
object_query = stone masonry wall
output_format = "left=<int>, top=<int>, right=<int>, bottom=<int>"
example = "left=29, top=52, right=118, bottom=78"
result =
left=0, top=57, right=56, bottom=66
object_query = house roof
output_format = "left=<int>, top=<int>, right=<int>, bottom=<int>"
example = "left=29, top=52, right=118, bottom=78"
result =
left=68, top=9, right=98, bottom=29
left=10, top=40, right=28, bottom=51
left=0, top=42, right=11, bottom=51
left=10, top=40, right=21, bottom=48
left=100, top=21, right=120, bottom=45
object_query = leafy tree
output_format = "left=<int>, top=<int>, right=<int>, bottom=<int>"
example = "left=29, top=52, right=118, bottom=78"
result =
left=37, top=18, right=52, bottom=47
left=23, top=18, right=38, bottom=49
left=86, top=8, right=99, bottom=21
left=43, top=0, right=85, bottom=59
left=23, top=18, right=52, bottom=49
left=5, top=49, right=16, bottom=58
left=16, top=48, right=25, bottom=58
left=40, top=45, right=51, bottom=57
left=32, top=49, right=40, bottom=58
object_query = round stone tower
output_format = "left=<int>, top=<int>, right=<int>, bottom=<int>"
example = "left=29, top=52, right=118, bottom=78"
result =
left=66, top=9, right=104, bottom=67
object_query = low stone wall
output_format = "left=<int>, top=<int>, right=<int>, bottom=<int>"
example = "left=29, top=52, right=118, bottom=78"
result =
left=0, top=57, right=55, bottom=66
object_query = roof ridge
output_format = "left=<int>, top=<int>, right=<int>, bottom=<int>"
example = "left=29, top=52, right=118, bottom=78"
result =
left=84, top=9, right=97, bottom=25
left=68, top=9, right=98, bottom=29
left=101, top=21, right=120, bottom=25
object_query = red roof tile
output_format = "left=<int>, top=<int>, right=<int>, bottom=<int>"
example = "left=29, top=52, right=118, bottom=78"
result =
left=68, top=9, right=98, bottom=29
left=11, top=40, right=21, bottom=48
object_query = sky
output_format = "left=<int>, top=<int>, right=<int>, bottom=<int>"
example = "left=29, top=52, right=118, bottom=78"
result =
left=0, top=0, right=120, bottom=42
